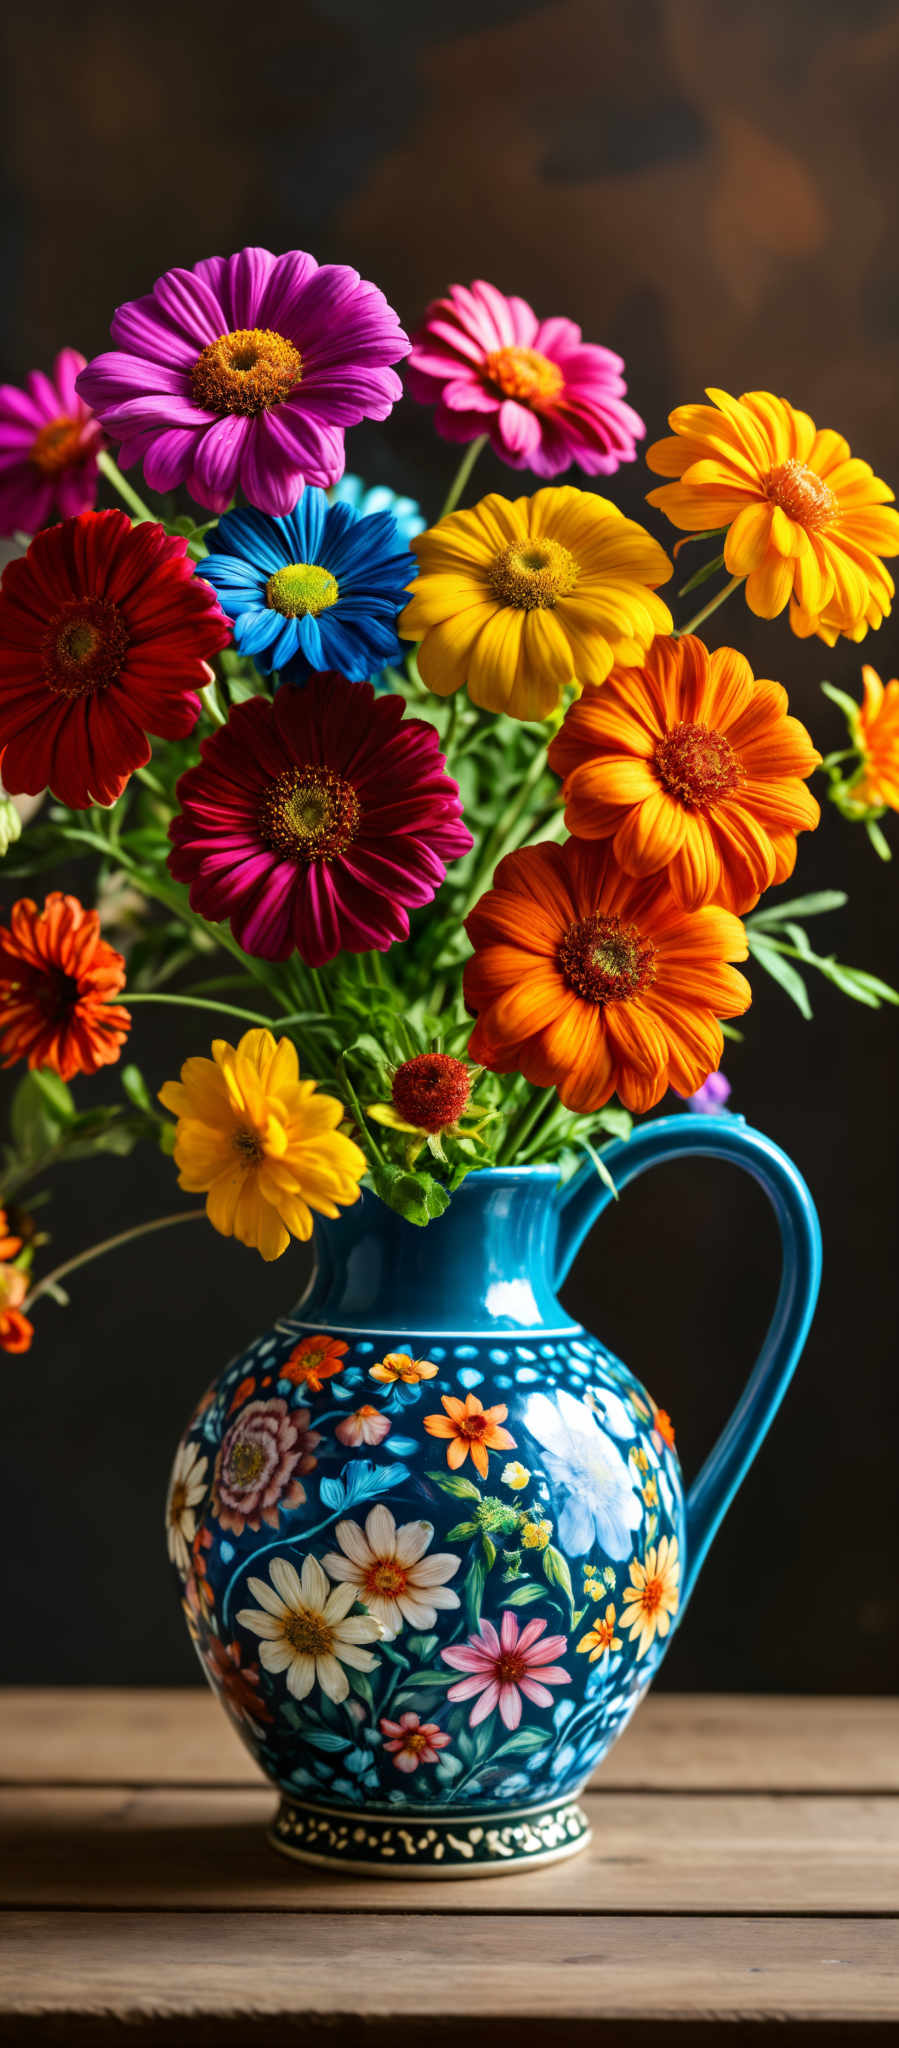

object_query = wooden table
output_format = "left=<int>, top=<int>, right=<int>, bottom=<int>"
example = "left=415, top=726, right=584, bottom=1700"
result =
left=0, top=1689, right=896, bottom=2041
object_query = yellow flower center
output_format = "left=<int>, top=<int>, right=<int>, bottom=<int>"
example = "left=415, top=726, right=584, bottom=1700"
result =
left=42, top=599, right=130, bottom=698
left=489, top=537, right=578, bottom=610
left=31, top=415, right=83, bottom=476
left=364, top=1560, right=408, bottom=1597
left=191, top=327, right=303, bottom=417
left=228, top=1440, right=266, bottom=1484
left=168, top=1483, right=187, bottom=1524
left=764, top=459, right=837, bottom=532
left=258, top=765, right=361, bottom=862
left=266, top=563, right=339, bottom=618
left=484, top=345, right=564, bottom=408
left=558, top=913, right=657, bottom=1006
left=654, top=720, right=741, bottom=807
left=403, top=1729, right=429, bottom=1755
left=283, top=1608, right=334, bottom=1656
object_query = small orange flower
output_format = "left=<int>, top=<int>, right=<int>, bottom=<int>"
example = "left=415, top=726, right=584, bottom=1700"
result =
left=228, top=1374, right=257, bottom=1414
left=370, top=1353, right=439, bottom=1386
left=547, top=635, right=821, bottom=912
left=281, top=1334, right=348, bottom=1394
left=464, top=837, right=750, bottom=1114
left=652, top=1406, right=676, bottom=1449
left=424, top=1391, right=516, bottom=1479
left=853, top=667, right=899, bottom=811
left=0, top=1210, right=23, bottom=1263
left=0, top=1264, right=33, bottom=1354
left=0, top=892, right=130, bottom=1081
left=577, top=1604, right=622, bottom=1662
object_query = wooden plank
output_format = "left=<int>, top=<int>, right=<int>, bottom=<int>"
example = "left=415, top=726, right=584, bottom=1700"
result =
left=3, top=1688, right=898, bottom=1792
left=0, top=1912, right=896, bottom=2038
left=2, top=1785, right=897, bottom=1914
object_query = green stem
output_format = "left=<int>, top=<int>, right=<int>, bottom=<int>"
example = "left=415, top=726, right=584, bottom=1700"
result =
left=200, top=680, right=227, bottom=728
left=461, top=741, right=553, bottom=915
left=678, top=574, right=744, bottom=637
left=500, top=1085, right=552, bottom=1166
left=122, top=991, right=321, bottom=1031
left=23, top=1210, right=205, bottom=1313
left=437, top=435, right=489, bottom=522
left=97, top=449, right=156, bottom=525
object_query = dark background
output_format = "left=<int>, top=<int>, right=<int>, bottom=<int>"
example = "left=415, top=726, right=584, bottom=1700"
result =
left=1, top=0, right=897, bottom=1693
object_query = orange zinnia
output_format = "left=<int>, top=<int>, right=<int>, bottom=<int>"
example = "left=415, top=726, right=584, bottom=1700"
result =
left=646, top=389, right=899, bottom=640
left=463, top=838, right=750, bottom=1114
left=547, top=634, right=821, bottom=912
left=0, top=892, right=130, bottom=1081
left=424, top=1392, right=516, bottom=1479
left=852, top=666, right=899, bottom=811
left=281, top=1334, right=348, bottom=1394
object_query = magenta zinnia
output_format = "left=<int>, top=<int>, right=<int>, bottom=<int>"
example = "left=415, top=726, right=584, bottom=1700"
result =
left=168, top=677, right=473, bottom=965
left=0, top=349, right=104, bottom=537
left=407, top=280, right=644, bottom=477
left=0, top=510, right=230, bottom=810
left=76, top=248, right=410, bottom=517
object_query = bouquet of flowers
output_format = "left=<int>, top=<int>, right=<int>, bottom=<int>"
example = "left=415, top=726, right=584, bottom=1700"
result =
left=1, top=249, right=897, bottom=1348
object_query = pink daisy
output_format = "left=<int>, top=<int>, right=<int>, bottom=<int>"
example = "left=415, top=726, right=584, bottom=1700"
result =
left=379, top=1711, right=451, bottom=1773
left=168, top=676, right=472, bottom=965
left=441, top=1611, right=571, bottom=1731
left=407, top=280, right=644, bottom=477
left=0, top=349, right=104, bottom=537
left=76, top=248, right=410, bottom=517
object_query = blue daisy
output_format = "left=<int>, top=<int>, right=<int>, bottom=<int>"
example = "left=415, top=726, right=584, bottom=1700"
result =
left=330, top=473, right=426, bottom=548
left=201, top=487, right=417, bottom=684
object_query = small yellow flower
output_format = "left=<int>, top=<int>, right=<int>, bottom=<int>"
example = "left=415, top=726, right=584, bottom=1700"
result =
left=502, top=1461, right=531, bottom=1490
left=631, top=1447, right=650, bottom=1474
left=642, top=1478, right=659, bottom=1508
left=620, top=1536, right=680, bottom=1658
left=521, top=1517, right=552, bottom=1550
left=369, top=1353, right=439, bottom=1386
left=159, top=1029, right=365, bottom=1262
left=577, top=1603, right=622, bottom=1661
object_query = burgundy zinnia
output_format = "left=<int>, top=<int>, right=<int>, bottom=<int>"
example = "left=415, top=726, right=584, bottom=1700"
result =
left=76, top=248, right=410, bottom=516
left=168, top=676, right=473, bottom=966
left=0, top=510, right=230, bottom=810
left=407, top=280, right=644, bottom=477
left=0, top=349, right=104, bottom=537
left=391, top=1053, right=471, bottom=1131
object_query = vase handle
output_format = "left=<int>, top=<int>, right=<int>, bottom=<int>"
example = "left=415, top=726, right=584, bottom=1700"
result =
left=553, top=1112, right=822, bottom=1610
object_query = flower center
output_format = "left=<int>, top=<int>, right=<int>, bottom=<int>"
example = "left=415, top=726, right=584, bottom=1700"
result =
left=484, top=345, right=564, bottom=408
left=403, top=1729, right=429, bottom=1754
left=191, top=327, right=303, bottom=417
left=558, top=913, right=657, bottom=1006
left=640, top=1575, right=663, bottom=1615
left=265, top=563, right=340, bottom=618
left=257, top=766, right=361, bottom=862
left=364, top=1560, right=408, bottom=1597
left=232, top=1125, right=264, bottom=1162
left=654, top=720, right=741, bottom=807
left=42, top=599, right=130, bottom=698
left=228, top=1440, right=266, bottom=1485
left=168, top=1483, right=187, bottom=1523
left=31, top=415, right=84, bottom=476
left=391, top=1053, right=471, bottom=1131
left=496, top=1650, right=528, bottom=1684
left=764, top=459, right=837, bottom=532
left=489, top=537, right=578, bottom=610
left=283, top=1608, right=334, bottom=1656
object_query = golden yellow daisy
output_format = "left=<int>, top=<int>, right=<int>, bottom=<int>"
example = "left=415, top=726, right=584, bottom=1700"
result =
left=159, top=1028, right=365, bottom=1262
left=399, top=486, right=673, bottom=722
left=619, top=1535, right=680, bottom=1659
left=646, top=389, right=899, bottom=640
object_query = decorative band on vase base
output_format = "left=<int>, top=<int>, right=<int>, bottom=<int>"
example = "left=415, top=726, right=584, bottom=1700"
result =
left=268, top=1790, right=592, bottom=1876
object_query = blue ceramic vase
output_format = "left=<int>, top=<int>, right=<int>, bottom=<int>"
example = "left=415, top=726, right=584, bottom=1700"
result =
left=168, top=1112, right=821, bottom=1875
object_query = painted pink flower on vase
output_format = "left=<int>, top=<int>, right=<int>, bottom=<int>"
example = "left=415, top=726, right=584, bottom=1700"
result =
left=379, top=1710, right=451, bottom=1773
left=211, top=1397, right=320, bottom=1536
left=0, top=350, right=104, bottom=537
left=441, top=1611, right=571, bottom=1730
left=407, top=281, right=644, bottom=477
left=168, top=676, right=473, bottom=966
left=76, top=248, right=410, bottom=516
left=335, top=1405, right=391, bottom=1448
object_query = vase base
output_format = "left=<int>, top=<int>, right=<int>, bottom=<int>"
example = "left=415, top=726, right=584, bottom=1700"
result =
left=268, top=1790, right=591, bottom=1877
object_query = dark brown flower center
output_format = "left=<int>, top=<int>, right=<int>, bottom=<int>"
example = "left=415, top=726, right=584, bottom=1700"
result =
left=654, top=720, right=741, bottom=807
left=489, top=536, right=578, bottom=610
left=232, top=1126, right=264, bottom=1162
left=764, top=459, right=837, bottom=531
left=42, top=599, right=130, bottom=698
left=496, top=1649, right=528, bottom=1684
left=31, top=415, right=84, bottom=476
left=258, top=766, right=361, bottom=862
left=228, top=1440, right=266, bottom=1485
left=558, top=913, right=657, bottom=1006
left=283, top=1609, right=334, bottom=1656
left=391, top=1053, right=471, bottom=1131
left=484, top=345, right=564, bottom=407
left=168, top=1483, right=187, bottom=1523
left=191, top=327, right=303, bottom=417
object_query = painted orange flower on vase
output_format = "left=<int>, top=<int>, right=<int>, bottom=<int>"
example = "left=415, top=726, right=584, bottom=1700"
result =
left=646, top=389, right=899, bottom=642
left=464, top=837, right=750, bottom=1114
left=281, top=1334, right=349, bottom=1394
left=370, top=1353, right=439, bottom=1386
left=547, top=635, right=821, bottom=912
left=424, top=1392, right=516, bottom=1478
left=0, top=892, right=130, bottom=1080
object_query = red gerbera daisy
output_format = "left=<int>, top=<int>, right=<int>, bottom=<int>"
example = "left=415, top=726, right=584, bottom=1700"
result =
left=168, top=676, right=473, bottom=965
left=0, top=509, right=230, bottom=809
left=0, top=892, right=131, bottom=1079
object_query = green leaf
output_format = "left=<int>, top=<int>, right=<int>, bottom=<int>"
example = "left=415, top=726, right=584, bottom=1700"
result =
left=747, top=891, right=848, bottom=929
left=866, top=818, right=893, bottom=862
left=396, top=1669, right=455, bottom=1689
left=677, top=549, right=726, bottom=598
left=347, top=1668, right=374, bottom=1709
left=368, top=1159, right=451, bottom=1227
left=302, top=1728, right=352, bottom=1753
left=446, top=1519, right=478, bottom=1540
left=492, top=1727, right=550, bottom=1758
left=592, top=1105, right=633, bottom=1142
left=747, top=937, right=813, bottom=1019
left=481, top=1532, right=497, bottom=1571
left=817, top=960, right=899, bottom=1008
left=464, top=1547, right=487, bottom=1631
left=405, top=1633, right=439, bottom=1663
left=120, top=1064, right=153, bottom=1112
left=503, top=1580, right=547, bottom=1607
left=543, top=1544, right=575, bottom=1619
left=9, top=1072, right=71, bottom=1158
left=821, top=681, right=861, bottom=723
left=426, top=1471, right=482, bottom=1501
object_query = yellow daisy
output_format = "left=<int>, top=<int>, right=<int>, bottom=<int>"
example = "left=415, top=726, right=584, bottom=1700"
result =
left=399, top=486, right=673, bottom=722
left=159, top=1028, right=365, bottom=1262
left=646, top=388, right=899, bottom=640
left=619, top=1535, right=680, bottom=1659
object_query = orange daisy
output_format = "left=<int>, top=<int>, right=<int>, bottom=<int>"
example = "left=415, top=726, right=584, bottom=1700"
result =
left=370, top=1353, right=439, bottom=1386
left=281, top=1334, right=348, bottom=1394
left=547, top=634, right=821, bottom=912
left=463, top=837, right=750, bottom=1114
left=0, top=1211, right=22, bottom=1263
left=0, top=892, right=130, bottom=1081
left=423, top=1392, right=516, bottom=1479
left=851, top=666, right=899, bottom=811
left=646, top=389, right=899, bottom=639
left=0, top=1263, right=33, bottom=1354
